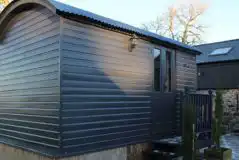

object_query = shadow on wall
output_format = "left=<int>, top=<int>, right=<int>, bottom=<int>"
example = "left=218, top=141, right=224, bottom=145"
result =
left=60, top=22, right=153, bottom=156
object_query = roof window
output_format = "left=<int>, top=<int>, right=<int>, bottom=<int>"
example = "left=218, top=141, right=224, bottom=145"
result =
left=210, top=47, right=232, bottom=56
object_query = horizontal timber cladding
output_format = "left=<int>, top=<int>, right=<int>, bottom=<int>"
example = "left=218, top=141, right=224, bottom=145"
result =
left=176, top=51, right=197, bottom=91
left=151, top=92, right=177, bottom=140
left=198, top=61, right=239, bottom=90
left=0, top=6, right=61, bottom=155
left=175, top=51, right=197, bottom=134
left=60, top=18, right=153, bottom=154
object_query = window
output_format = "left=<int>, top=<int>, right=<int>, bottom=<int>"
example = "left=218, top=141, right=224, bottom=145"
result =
left=153, top=49, right=161, bottom=59
left=153, top=49, right=161, bottom=91
left=164, top=51, right=172, bottom=92
left=210, top=47, right=232, bottom=56
left=153, top=48, right=174, bottom=92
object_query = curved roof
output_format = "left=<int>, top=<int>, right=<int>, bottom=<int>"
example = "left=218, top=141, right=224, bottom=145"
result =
left=0, top=0, right=201, bottom=55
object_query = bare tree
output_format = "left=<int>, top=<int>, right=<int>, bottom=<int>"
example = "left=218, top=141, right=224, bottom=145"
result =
left=0, top=0, right=9, bottom=11
left=142, top=3, right=208, bottom=45
left=0, top=0, right=9, bottom=6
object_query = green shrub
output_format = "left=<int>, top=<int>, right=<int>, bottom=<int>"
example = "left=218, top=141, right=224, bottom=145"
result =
left=213, top=91, right=223, bottom=147
left=182, top=101, right=196, bottom=160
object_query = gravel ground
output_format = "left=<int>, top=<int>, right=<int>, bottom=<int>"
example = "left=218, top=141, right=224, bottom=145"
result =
left=221, top=134, right=239, bottom=160
left=159, top=134, right=239, bottom=159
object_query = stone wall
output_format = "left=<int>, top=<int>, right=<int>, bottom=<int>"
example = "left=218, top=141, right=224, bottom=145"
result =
left=0, top=143, right=150, bottom=160
left=222, top=89, right=239, bottom=115
left=127, top=143, right=150, bottom=160
left=198, top=89, right=239, bottom=133
left=0, top=144, right=53, bottom=160
left=221, top=89, right=239, bottom=133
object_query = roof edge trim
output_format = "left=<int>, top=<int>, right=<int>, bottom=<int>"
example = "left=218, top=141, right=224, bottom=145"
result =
left=57, top=10, right=201, bottom=55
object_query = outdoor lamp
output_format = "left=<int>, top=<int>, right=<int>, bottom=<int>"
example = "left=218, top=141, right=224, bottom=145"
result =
left=128, top=34, right=138, bottom=52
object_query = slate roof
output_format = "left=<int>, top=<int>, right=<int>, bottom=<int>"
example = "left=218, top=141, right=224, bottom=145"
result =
left=47, top=0, right=201, bottom=55
left=196, top=39, right=239, bottom=64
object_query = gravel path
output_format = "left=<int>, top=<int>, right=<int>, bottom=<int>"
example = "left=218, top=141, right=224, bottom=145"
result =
left=221, top=134, right=239, bottom=160
left=159, top=134, right=239, bottom=159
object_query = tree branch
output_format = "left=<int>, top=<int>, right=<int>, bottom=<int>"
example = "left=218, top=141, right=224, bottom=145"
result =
left=141, top=2, right=208, bottom=45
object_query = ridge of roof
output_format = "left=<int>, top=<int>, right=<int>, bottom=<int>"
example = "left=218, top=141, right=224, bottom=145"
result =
left=195, top=38, right=239, bottom=47
left=196, top=38, right=239, bottom=64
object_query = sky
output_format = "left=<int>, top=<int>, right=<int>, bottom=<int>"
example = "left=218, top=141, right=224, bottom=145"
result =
left=57, top=0, right=239, bottom=43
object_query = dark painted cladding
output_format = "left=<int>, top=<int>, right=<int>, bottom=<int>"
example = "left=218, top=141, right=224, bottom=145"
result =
left=175, top=51, right=197, bottom=134
left=0, top=4, right=199, bottom=157
left=198, top=61, right=239, bottom=89
left=0, top=6, right=61, bottom=154
left=176, top=51, right=197, bottom=91
left=60, top=18, right=153, bottom=153
left=151, top=92, right=177, bottom=140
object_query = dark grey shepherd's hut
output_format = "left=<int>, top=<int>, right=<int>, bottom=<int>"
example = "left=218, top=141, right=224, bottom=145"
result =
left=0, top=0, right=211, bottom=159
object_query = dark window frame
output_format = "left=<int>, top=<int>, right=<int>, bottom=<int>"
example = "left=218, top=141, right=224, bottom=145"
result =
left=153, top=48, right=161, bottom=91
left=153, top=47, right=176, bottom=92
left=165, top=50, right=172, bottom=92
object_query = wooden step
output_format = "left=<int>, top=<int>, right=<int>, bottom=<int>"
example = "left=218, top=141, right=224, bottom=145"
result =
left=152, top=141, right=182, bottom=154
left=143, top=150, right=181, bottom=160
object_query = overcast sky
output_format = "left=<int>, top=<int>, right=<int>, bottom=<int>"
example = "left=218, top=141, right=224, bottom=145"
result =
left=57, top=0, right=239, bottom=43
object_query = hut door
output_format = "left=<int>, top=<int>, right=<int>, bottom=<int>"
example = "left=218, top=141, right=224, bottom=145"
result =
left=152, top=48, right=177, bottom=139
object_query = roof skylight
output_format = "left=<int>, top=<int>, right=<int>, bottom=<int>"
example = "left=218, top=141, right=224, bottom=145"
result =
left=210, top=47, right=232, bottom=56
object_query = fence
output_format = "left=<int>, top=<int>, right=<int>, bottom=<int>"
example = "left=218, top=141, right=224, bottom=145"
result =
left=151, top=89, right=213, bottom=149
left=182, top=89, right=213, bottom=148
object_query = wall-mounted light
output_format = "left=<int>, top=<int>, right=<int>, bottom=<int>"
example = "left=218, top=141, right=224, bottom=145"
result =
left=128, top=34, right=138, bottom=52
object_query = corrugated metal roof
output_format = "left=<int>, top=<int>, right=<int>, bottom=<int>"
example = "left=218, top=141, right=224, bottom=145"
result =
left=196, top=39, right=239, bottom=64
left=48, top=0, right=200, bottom=55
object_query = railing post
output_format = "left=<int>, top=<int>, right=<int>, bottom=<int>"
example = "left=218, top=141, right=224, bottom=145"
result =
left=208, top=90, right=213, bottom=126
left=179, top=91, right=184, bottom=135
left=184, top=87, right=190, bottom=96
left=208, top=89, right=213, bottom=143
left=237, top=93, right=239, bottom=113
left=182, top=87, right=190, bottom=136
left=181, top=87, right=190, bottom=136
